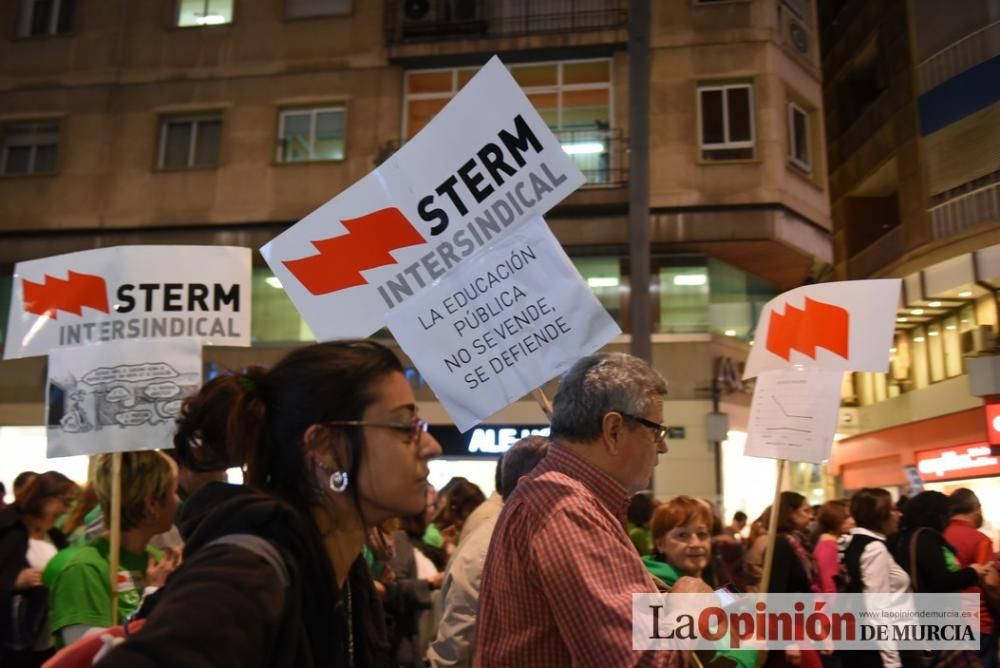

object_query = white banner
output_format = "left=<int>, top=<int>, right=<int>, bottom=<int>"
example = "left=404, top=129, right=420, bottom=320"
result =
left=46, top=339, right=202, bottom=458
left=743, top=279, right=901, bottom=379
left=386, top=216, right=620, bottom=432
left=744, top=367, right=843, bottom=463
left=4, top=246, right=251, bottom=359
left=260, top=56, right=586, bottom=341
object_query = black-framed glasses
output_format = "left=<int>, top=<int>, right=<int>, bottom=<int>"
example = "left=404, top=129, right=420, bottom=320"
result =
left=324, top=416, right=429, bottom=444
left=617, top=412, right=668, bottom=443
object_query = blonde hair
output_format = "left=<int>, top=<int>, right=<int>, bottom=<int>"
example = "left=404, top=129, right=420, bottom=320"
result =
left=95, top=451, right=177, bottom=532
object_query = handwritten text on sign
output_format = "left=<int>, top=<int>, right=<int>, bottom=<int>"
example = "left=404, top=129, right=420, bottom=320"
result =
left=387, top=216, right=620, bottom=432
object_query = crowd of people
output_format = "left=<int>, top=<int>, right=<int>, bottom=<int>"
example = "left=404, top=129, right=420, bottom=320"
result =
left=0, top=342, right=998, bottom=667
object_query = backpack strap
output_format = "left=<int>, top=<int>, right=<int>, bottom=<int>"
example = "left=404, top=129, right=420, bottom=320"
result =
left=204, top=533, right=290, bottom=587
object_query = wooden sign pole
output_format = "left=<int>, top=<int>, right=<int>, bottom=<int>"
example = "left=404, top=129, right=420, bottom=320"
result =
left=759, top=458, right=785, bottom=593
left=108, top=452, right=122, bottom=625
left=531, top=388, right=553, bottom=420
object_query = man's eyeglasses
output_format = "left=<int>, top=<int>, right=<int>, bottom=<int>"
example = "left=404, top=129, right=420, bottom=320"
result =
left=617, top=412, right=669, bottom=443
left=324, top=416, right=429, bottom=444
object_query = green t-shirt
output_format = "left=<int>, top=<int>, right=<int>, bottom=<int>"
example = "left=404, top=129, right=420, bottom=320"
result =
left=628, top=523, right=653, bottom=556
left=422, top=522, right=443, bottom=549
left=49, top=537, right=157, bottom=641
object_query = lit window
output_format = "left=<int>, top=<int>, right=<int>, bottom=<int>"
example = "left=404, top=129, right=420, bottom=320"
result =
left=286, top=0, right=352, bottom=18
left=277, top=107, right=345, bottom=162
left=1, top=122, right=59, bottom=176
left=17, top=0, right=74, bottom=37
left=157, top=115, right=222, bottom=169
left=787, top=102, right=811, bottom=172
left=698, top=83, right=755, bottom=161
left=403, top=60, right=614, bottom=182
left=176, top=0, right=233, bottom=27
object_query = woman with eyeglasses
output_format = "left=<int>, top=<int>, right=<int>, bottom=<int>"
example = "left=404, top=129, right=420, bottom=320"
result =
left=96, top=341, right=442, bottom=668
left=641, top=496, right=758, bottom=668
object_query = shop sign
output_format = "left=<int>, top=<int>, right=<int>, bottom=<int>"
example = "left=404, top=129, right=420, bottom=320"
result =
left=986, top=403, right=1000, bottom=445
left=915, top=443, right=1000, bottom=481
left=428, top=424, right=550, bottom=458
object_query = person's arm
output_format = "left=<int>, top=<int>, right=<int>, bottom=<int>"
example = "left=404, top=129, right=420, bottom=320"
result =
left=95, top=544, right=285, bottom=668
left=530, top=503, right=680, bottom=667
left=427, top=544, right=486, bottom=667
left=858, top=541, right=901, bottom=668
left=915, top=532, right=978, bottom=592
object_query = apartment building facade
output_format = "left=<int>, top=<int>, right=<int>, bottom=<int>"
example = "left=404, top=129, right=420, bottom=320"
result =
left=820, top=0, right=1000, bottom=525
left=0, top=0, right=831, bottom=511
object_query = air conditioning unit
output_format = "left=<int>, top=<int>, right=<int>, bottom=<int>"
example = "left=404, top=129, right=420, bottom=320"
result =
left=780, top=8, right=812, bottom=59
left=400, top=0, right=481, bottom=29
left=961, top=325, right=997, bottom=355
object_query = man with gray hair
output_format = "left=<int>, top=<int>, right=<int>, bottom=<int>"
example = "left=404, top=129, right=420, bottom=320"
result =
left=474, top=353, right=703, bottom=667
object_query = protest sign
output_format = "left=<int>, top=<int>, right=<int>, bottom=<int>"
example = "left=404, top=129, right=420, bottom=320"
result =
left=45, top=339, right=202, bottom=457
left=260, top=56, right=586, bottom=341
left=742, top=279, right=901, bottom=379
left=744, top=367, right=843, bottom=463
left=385, top=216, right=620, bottom=432
left=4, top=246, right=251, bottom=359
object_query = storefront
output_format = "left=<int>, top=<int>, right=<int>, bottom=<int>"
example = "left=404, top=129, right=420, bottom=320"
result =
left=829, top=404, right=998, bottom=545
left=426, top=423, right=550, bottom=497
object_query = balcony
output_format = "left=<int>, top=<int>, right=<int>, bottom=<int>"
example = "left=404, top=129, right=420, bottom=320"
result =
left=846, top=225, right=904, bottom=279
left=384, top=0, right=627, bottom=44
left=917, top=20, right=1000, bottom=95
left=376, top=126, right=628, bottom=186
left=929, top=171, right=1000, bottom=240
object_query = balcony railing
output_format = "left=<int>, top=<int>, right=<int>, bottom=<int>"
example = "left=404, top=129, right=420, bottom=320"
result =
left=376, top=126, right=628, bottom=186
left=929, top=172, right=1000, bottom=240
left=846, top=225, right=904, bottom=279
left=917, top=20, right=1000, bottom=94
left=384, top=0, right=627, bottom=44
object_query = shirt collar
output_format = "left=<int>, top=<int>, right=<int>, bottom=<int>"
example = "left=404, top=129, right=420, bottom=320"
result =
left=546, top=442, right=631, bottom=522
left=851, top=527, right=886, bottom=540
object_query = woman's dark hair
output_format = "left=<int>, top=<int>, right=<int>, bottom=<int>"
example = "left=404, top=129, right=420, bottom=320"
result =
left=850, top=487, right=893, bottom=532
left=775, top=491, right=807, bottom=533
left=627, top=492, right=655, bottom=527
left=813, top=499, right=850, bottom=538
left=433, top=479, right=485, bottom=530
left=14, top=471, right=77, bottom=518
left=900, top=490, right=951, bottom=533
left=948, top=488, right=980, bottom=516
left=175, top=340, right=403, bottom=517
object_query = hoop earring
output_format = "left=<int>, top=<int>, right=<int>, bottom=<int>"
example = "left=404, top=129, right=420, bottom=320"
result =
left=329, top=470, right=349, bottom=493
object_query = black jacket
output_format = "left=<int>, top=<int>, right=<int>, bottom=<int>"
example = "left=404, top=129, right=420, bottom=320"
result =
left=97, top=482, right=391, bottom=668
left=894, top=527, right=979, bottom=593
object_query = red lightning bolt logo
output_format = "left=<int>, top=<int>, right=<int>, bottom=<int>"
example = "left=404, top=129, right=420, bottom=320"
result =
left=22, top=270, right=109, bottom=320
left=766, top=297, right=850, bottom=361
left=283, top=207, right=426, bottom=296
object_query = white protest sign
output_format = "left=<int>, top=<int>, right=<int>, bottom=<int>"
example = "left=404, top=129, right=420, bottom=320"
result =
left=260, top=56, right=586, bottom=341
left=743, top=279, right=901, bottom=379
left=386, top=215, right=620, bottom=432
left=45, top=339, right=202, bottom=457
left=744, top=367, right=843, bottom=463
left=4, top=246, right=251, bottom=359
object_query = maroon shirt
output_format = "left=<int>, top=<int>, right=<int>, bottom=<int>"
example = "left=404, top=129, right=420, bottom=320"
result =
left=943, top=518, right=994, bottom=634
left=474, top=443, right=680, bottom=667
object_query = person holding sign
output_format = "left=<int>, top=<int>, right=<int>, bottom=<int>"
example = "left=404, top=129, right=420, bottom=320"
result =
left=96, top=340, right=442, bottom=668
left=475, top=352, right=695, bottom=667
left=49, top=452, right=180, bottom=648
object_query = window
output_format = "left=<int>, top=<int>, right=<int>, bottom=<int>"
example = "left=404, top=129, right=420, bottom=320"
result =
left=17, top=0, right=74, bottom=37
left=1, top=122, right=59, bottom=176
left=404, top=60, right=614, bottom=182
left=157, top=115, right=222, bottom=169
left=658, top=264, right=710, bottom=334
left=698, top=83, right=754, bottom=161
left=176, top=0, right=233, bottom=27
left=286, top=0, right=351, bottom=18
left=787, top=102, right=811, bottom=173
left=572, top=258, right=622, bottom=325
left=277, top=107, right=345, bottom=162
